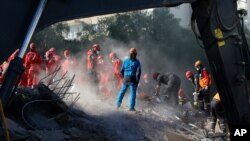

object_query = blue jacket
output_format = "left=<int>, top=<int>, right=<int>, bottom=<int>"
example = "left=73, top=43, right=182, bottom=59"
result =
left=120, top=57, right=141, bottom=84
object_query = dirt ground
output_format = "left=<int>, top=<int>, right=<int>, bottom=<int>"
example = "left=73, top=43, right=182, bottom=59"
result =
left=3, top=83, right=229, bottom=141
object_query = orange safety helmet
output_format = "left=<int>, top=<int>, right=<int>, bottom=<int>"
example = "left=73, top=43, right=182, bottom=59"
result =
left=109, top=52, right=117, bottom=59
left=29, top=42, right=36, bottom=50
left=92, top=44, right=100, bottom=51
left=185, top=71, right=194, bottom=79
left=194, top=60, right=202, bottom=67
left=129, top=48, right=137, bottom=55
left=64, top=50, right=70, bottom=57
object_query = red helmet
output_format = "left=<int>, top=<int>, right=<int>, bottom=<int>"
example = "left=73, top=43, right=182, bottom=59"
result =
left=143, top=73, right=149, bottom=79
left=45, top=51, right=53, bottom=58
left=109, top=52, right=117, bottom=60
left=29, top=42, right=36, bottom=50
left=92, top=44, right=100, bottom=51
left=153, top=73, right=159, bottom=80
left=64, top=50, right=70, bottom=57
left=185, top=71, right=194, bottom=79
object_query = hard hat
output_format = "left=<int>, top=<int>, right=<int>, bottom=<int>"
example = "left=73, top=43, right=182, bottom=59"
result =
left=49, top=48, right=55, bottom=52
left=153, top=73, right=159, bottom=80
left=45, top=51, right=53, bottom=58
left=143, top=73, right=149, bottom=79
left=29, top=42, right=36, bottom=50
left=185, top=71, right=194, bottom=79
left=64, top=50, right=70, bottom=57
left=194, top=60, right=202, bottom=67
left=129, top=48, right=137, bottom=54
left=109, top=52, right=117, bottom=59
left=92, top=44, right=100, bottom=51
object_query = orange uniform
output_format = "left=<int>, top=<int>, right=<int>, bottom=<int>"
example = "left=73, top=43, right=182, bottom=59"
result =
left=24, top=51, right=43, bottom=87
left=87, top=49, right=98, bottom=71
left=0, top=49, right=20, bottom=84
left=199, top=68, right=212, bottom=89
left=8, top=49, right=20, bottom=62
left=113, top=58, right=123, bottom=88
left=97, top=56, right=112, bottom=97
left=0, top=64, right=4, bottom=84
left=45, top=50, right=61, bottom=75
left=62, top=57, right=78, bottom=74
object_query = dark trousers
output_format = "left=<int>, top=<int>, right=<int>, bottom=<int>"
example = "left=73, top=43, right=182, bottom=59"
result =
left=198, top=89, right=210, bottom=113
left=210, top=99, right=226, bottom=130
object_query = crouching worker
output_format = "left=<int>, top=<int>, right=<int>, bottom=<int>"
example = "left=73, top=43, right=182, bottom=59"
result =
left=209, top=93, right=227, bottom=134
left=116, top=48, right=141, bottom=111
left=153, top=72, right=181, bottom=107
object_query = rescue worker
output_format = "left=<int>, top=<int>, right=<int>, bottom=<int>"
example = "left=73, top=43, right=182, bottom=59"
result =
left=0, top=49, right=20, bottom=84
left=24, top=42, right=43, bottom=87
left=194, top=60, right=212, bottom=114
left=178, top=88, right=186, bottom=106
left=185, top=70, right=195, bottom=86
left=0, top=65, right=3, bottom=84
left=209, top=93, right=227, bottom=134
left=45, top=48, right=61, bottom=75
left=185, top=70, right=200, bottom=107
left=62, top=50, right=78, bottom=74
left=97, top=55, right=112, bottom=98
left=8, top=49, right=20, bottom=62
left=0, top=61, right=8, bottom=84
left=87, top=44, right=100, bottom=83
left=109, top=52, right=123, bottom=89
left=138, top=73, right=155, bottom=101
left=117, top=48, right=141, bottom=111
left=153, top=72, right=181, bottom=107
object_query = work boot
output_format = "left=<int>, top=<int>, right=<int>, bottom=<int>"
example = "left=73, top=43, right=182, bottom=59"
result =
left=199, top=101, right=204, bottom=111
left=218, top=119, right=227, bottom=133
left=178, top=96, right=184, bottom=106
left=208, top=128, right=215, bottom=134
left=209, top=120, right=216, bottom=134
left=116, top=103, right=121, bottom=109
left=128, top=108, right=136, bottom=111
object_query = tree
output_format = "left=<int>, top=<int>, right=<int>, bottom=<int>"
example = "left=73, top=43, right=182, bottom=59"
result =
left=32, top=23, right=70, bottom=54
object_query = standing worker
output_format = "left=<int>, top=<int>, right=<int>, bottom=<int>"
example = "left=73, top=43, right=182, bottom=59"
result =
left=209, top=93, right=227, bottom=134
left=87, top=44, right=101, bottom=83
left=194, top=60, right=212, bottom=114
left=24, top=42, right=43, bottom=88
left=117, top=48, right=141, bottom=111
left=62, top=50, right=78, bottom=74
left=45, top=48, right=61, bottom=75
left=153, top=72, right=181, bottom=107
left=185, top=70, right=200, bottom=107
left=137, top=73, right=155, bottom=101
left=109, top=52, right=123, bottom=89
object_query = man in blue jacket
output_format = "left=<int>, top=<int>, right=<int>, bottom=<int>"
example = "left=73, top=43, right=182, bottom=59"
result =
left=117, top=48, right=141, bottom=111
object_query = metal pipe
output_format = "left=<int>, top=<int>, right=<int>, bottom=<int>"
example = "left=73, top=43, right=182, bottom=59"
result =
left=18, top=0, right=47, bottom=58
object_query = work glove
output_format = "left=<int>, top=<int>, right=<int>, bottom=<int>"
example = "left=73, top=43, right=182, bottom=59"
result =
left=204, top=86, right=208, bottom=90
